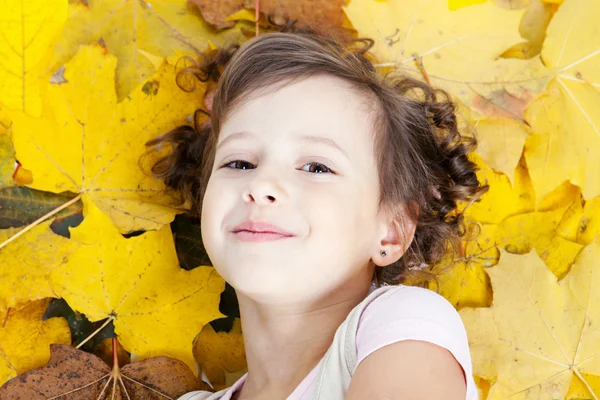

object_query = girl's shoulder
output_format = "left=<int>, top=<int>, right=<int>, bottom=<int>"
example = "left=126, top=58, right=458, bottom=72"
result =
left=355, top=284, right=479, bottom=400
left=177, top=386, right=232, bottom=400
left=356, top=283, right=471, bottom=375
left=363, top=283, right=460, bottom=323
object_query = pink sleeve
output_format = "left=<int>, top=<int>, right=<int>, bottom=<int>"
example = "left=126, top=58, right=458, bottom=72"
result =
left=355, top=285, right=479, bottom=400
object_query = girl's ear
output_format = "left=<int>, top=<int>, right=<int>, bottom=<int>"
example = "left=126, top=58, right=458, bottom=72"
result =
left=372, top=202, right=418, bottom=267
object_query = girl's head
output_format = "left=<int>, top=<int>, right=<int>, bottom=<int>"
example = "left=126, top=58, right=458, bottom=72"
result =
left=146, top=29, right=488, bottom=298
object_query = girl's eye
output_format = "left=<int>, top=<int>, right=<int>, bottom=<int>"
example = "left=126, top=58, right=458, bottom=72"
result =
left=301, top=162, right=333, bottom=174
left=221, top=160, right=255, bottom=170
left=220, top=160, right=334, bottom=174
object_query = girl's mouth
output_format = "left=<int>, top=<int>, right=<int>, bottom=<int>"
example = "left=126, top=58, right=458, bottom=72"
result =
left=232, top=230, right=295, bottom=242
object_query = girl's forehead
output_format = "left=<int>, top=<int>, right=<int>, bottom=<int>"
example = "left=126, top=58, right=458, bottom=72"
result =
left=222, top=75, right=373, bottom=130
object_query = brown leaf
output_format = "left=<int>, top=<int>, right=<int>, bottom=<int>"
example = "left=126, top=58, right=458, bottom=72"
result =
left=190, top=0, right=352, bottom=39
left=0, top=344, right=211, bottom=399
left=244, top=0, right=349, bottom=35
left=188, top=0, right=244, bottom=29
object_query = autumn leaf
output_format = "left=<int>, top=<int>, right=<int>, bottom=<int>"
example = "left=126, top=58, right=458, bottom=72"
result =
left=523, top=0, right=600, bottom=202
left=494, top=199, right=584, bottom=280
left=11, top=44, right=205, bottom=234
left=50, top=0, right=249, bottom=101
left=0, top=299, right=71, bottom=386
left=0, top=186, right=82, bottom=232
left=437, top=154, right=582, bottom=308
left=500, top=0, right=557, bottom=59
left=459, top=244, right=600, bottom=399
left=345, top=0, right=550, bottom=121
left=0, top=220, right=80, bottom=311
left=188, top=0, right=253, bottom=29
left=0, top=0, right=67, bottom=117
left=463, top=153, right=535, bottom=224
left=573, top=197, right=600, bottom=245
left=426, top=222, right=498, bottom=309
left=470, top=118, right=531, bottom=183
left=48, top=200, right=227, bottom=373
left=191, top=0, right=353, bottom=40
left=193, top=318, right=247, bottom=391
left=0, top=343, right=209, bottom=399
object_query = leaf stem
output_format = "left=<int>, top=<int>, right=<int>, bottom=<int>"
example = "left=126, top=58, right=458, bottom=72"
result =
left=2, top=307, right=10, bottom=327
left=0, top=193, right=83, bottom=250
left=75, top=316, right=114, bottom=350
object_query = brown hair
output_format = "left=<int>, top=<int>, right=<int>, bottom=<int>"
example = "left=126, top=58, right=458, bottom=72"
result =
left=144, top=27, right=489, bottom=290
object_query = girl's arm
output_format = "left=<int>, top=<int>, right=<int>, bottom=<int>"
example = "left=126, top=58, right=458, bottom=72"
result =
left=345, top=339, right=467, bottom=400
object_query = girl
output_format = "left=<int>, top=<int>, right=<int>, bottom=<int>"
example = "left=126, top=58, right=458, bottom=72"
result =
left=146, top=28, right=487, bottom=400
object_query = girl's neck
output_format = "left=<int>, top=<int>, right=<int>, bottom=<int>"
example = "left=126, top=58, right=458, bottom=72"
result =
left=232, top=277, right=372, bottom=399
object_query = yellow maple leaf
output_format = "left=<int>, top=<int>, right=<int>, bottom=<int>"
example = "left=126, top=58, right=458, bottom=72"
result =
left=468, top=153, right=583, bottom=279
left=524, top=0, right=600, bottom=202
left=554, top=194, right=600, bottom=247
left=424, top=154, right=531, bottom=308
left=0, top=298, right=71, bottom=386
left=471, top=118, right=532, bottom=186
left=463, top=153, right=535, bottom=224
left=50, top=0, right=248, bottom=101
left=439, top=154, right=582, bottom=307
left=193, top=318, right=248, bottom=391
left=345, top=0, right=550, bottom=120
left=48, top=200, right=227, bottom=373
left=11, top=44, right=204, bottom=233
left=427, top=222, right=498, bottom=309
left=495, top=200, right=584, bottom=280
left=498, top=0, right=558, bottom=60
left=0, top=220, right=79, bottom=311
left=0, top=0, right=67, bottom=117
left=460, top=244, right=600, bottom=399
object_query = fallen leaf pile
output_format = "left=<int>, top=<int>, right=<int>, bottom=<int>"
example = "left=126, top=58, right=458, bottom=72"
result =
left=0, top=0, right=598, bottom=399
left=0, top=343, right=209, bottom=399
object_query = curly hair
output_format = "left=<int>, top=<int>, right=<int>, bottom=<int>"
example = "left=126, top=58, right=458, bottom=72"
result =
left=144, top=26, right=489, bottom=291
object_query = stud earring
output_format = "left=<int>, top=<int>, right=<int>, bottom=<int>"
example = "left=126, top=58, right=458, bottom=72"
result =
left=380, top=250, right=387, bottom=257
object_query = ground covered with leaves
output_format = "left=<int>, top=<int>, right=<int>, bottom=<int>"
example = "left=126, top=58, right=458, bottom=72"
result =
left=0, top=0, right=599, bottom=399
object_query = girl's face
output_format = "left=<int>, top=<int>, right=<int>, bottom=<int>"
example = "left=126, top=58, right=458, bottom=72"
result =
left=201, top=74, right=388, bottom=302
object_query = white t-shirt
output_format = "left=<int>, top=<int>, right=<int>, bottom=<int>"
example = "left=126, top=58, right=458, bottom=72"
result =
left=179, top=284, right=479, bottom=400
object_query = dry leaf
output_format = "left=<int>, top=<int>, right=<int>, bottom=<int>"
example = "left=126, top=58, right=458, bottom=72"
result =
left=471, top=118, right=531, bottom=182
left=0, top=343, right=209, bottom=399
left=523, top=0, right=600, bottom=202
left=345, top=0, right=550, bottom=121
left=191, top=0, right=351, bottom=39
left=463, top=153, right=535, bottom=224
left=0, top=221, right=79, bottom=311
left=460, top=244, right=600, bottom=399
left=11, top=44, right=204, bottom=233
left=0, top=0, right=67, bottom=117
left=193, top=318, right=247, bottom=391
left=427, top=222, right=498, bottom=309
left=50, top=0, right=247, bottom=101
left=48, top=200, right=226, bottom=373
left=0, top=299, right=71, bottom=386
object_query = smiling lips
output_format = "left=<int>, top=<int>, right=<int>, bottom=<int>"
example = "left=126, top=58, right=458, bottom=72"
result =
left=231, top=221, right=295, bottom=242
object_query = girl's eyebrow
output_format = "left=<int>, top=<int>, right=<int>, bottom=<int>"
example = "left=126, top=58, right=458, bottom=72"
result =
left=217, top=131, right=350, bottom=161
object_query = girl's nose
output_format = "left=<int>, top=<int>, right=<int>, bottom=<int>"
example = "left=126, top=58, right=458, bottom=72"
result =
left=242, top=171, right=286, bottom=206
